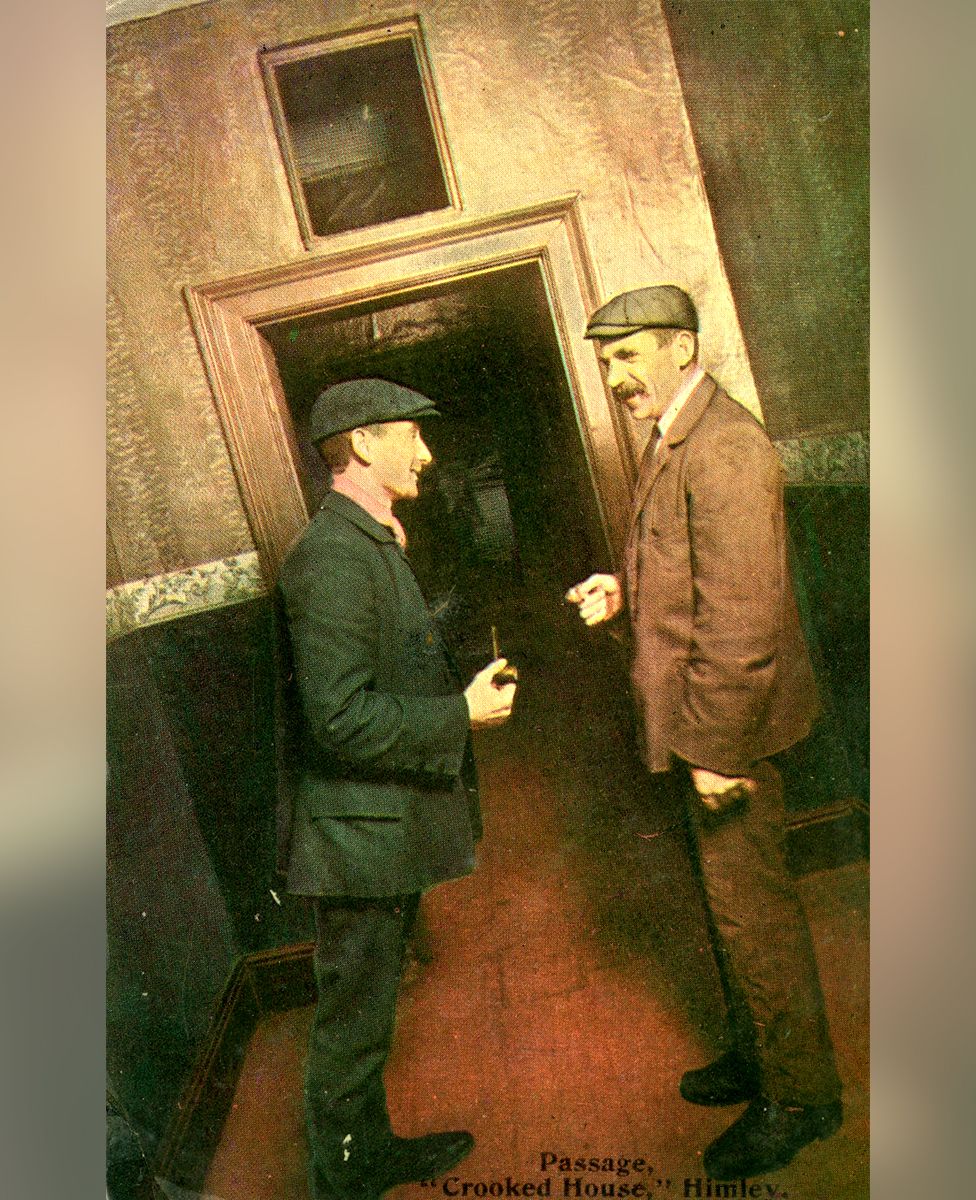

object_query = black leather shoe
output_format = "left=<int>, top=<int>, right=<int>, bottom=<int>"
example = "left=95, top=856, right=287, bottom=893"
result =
left=680, top=1050, right=760, bottom=1106
left=311, top=1131, right=475, bottom=1199
left=378, top=1130, right=475, bottom=1190
left=703, top=1096, right=843, bottom=1179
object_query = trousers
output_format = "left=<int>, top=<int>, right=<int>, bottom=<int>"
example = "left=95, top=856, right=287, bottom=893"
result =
left=685, top=759, right=842, bottom=1105
left=305, top=894, right=420, bottom=1198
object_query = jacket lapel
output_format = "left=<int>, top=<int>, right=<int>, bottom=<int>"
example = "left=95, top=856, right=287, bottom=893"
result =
left=663, top=372, right=717, bottom=454
left=623, top=374, right=717, bottom=589
left=326, top=490, right=464, bottom=682
left=625, top=378, right=714, bottom=533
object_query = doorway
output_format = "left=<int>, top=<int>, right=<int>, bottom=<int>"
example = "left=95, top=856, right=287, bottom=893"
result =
left=259, top=262, right=607, bottom=677
left=184, top=197, right=634, bottom=582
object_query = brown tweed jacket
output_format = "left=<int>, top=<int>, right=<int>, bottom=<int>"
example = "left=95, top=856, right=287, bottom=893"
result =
left=622, top=374, right=819, bottom=776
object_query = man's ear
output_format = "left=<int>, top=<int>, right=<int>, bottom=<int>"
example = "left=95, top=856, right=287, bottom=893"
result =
left=673, top=330, right=696, bottom=370
left=349, top=427, right=374, bottom=465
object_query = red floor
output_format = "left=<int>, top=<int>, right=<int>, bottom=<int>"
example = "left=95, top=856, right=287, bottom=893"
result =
left=204, top=601, right=869, bottom=1199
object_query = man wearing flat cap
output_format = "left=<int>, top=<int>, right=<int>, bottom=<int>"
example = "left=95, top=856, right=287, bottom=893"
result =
left=275, top=378, right=517, bottom=1199
left=567, top=287, right=842, bottom=1179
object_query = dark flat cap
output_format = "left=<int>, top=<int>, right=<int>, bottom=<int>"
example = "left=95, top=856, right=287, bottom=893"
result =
left=308, top=378, right=440, bottom=443
left=584, top=285, right=699, bottom=339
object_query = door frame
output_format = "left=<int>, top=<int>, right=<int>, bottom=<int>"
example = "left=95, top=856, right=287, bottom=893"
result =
left=184, top=194, right=634, bottom=582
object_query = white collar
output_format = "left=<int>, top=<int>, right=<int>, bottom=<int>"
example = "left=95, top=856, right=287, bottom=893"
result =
left=656, top=364, right=705, bottom=442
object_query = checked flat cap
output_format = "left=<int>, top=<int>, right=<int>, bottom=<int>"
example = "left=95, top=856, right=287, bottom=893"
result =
left=584, top=285, right=699, bottom=339
left=308, top=378, right=441, bottom=443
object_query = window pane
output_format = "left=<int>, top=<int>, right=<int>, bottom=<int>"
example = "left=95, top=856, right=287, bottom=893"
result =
left=271, top=37, right=451, bottom=238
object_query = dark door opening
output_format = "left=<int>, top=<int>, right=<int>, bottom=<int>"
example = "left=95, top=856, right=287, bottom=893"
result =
left=260, top=263, right=608, bottom=676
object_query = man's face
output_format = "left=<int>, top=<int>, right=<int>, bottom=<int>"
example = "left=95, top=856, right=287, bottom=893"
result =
left=598, top=329, right=682, bottom=422
left=363, top=420, right=433, bottom=501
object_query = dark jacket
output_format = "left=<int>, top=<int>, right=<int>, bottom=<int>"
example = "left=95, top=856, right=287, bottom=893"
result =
left=275, top=490, right=480, bottom=898
left=622, top=374, right=819, bottom=776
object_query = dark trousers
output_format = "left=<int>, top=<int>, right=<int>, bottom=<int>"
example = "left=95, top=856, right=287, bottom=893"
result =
left=685, top=759, right=842, bottom=1105
left=305, top=894, right=420, bottom=1199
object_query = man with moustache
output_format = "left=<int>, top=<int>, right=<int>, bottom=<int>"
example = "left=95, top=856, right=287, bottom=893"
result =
left=276, top=378, right=517, bottom=1199
left=566, top=287, right=842, bottom=1179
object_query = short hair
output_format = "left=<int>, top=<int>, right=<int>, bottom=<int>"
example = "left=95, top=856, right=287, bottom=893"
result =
left=650, top=327, right=699, bottom=360
left=316, top=422, right=388, bottom=471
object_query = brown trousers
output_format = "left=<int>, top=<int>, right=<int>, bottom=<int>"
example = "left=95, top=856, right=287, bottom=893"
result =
left=685, top=759, right=842, bottom=1105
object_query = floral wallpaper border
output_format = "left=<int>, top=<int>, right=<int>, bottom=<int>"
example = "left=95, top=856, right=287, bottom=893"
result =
left=106, top=551, right=267, bottom=642
left=774, top=430, right=868, bottom=486
left=107, top=433, right=867, bottom=640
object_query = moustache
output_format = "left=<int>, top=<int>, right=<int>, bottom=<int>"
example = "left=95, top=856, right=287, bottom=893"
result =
left=613, top=384, right=646, bottom=403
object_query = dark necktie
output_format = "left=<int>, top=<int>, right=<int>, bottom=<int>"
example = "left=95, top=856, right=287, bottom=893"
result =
left=629, top=421, right=662, bottom=547
left=641, top=422, right=662, bottom=472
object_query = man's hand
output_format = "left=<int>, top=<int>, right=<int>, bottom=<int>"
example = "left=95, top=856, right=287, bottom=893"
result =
left=565, top=573, right=623, bottom=626
left=464, top=658, right=518, bottom=729
left=690, top=767, right=756, bottom=812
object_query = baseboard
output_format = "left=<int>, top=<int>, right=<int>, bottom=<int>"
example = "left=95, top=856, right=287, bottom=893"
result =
left=153, top=941, right=316, bottom=1192
left=153, top=800, right=867, bottom=1189
left=786, top=797, right=869, bottom=875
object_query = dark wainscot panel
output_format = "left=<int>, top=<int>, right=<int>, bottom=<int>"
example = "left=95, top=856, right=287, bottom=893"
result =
left=107, top=595, right=314, bottom=1194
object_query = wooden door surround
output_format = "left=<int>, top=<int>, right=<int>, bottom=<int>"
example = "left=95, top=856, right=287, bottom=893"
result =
left=184, top=196, right=635, bottom=583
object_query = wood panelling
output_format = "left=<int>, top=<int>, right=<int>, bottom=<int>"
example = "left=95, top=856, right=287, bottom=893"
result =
left=184, top=197, right=638, bottom=580
left=664, top=0, right=869, bottom=438
left=107, top=596, right=316, bottom=1160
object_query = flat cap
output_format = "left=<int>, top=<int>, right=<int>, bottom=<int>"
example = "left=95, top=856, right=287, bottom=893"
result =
left=584, top=285, right=699, bottom=339
left=308, top=378, right=440, bottom=443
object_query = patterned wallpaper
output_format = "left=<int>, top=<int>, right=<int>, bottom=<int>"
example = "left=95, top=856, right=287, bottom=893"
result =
left=106, top=551, right=266, bottom=642
left=105, top=430, right=867, bottom=641
left=774, top=431, right=869, bottom=487
left=107, top=0, right=762, bottom=587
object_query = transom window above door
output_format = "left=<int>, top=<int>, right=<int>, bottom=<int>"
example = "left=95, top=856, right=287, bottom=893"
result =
left=260, top=20, right=460, bottom=246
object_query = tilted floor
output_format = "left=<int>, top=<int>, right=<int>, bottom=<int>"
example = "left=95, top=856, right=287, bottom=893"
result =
left=204, top=598, right=869, bottom=1200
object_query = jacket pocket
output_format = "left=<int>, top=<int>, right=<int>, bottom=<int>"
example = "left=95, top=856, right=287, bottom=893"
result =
left=301, top=778, right=405, bottom=820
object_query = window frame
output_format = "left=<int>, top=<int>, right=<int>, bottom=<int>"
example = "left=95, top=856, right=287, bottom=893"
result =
left=259, top=17, right=462, bottom=249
